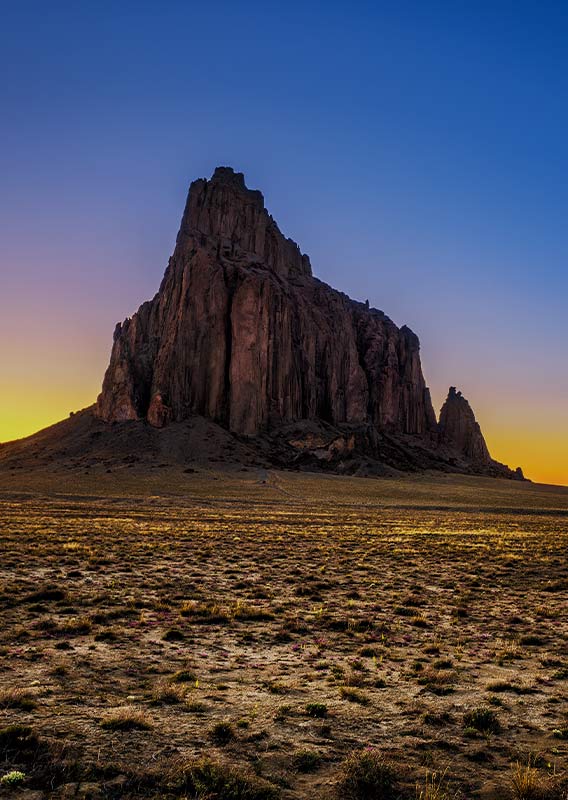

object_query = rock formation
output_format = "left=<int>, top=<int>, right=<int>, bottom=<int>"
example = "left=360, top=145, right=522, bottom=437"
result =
left=94, top=166, right=522, bottom=478
left=438, top=387, right=491, bottom=464
left=96, top=167, right=437, bottom=439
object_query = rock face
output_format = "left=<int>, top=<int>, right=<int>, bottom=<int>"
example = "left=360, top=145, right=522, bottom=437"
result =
left=96, top=167, right=437, bottom=439
left=95, top=166, right=522, bottom=478
left=438, top=387, right=491, bottom=464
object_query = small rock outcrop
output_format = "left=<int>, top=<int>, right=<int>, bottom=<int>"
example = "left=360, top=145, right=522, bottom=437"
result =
left=438, top=387, right=491, bottom=463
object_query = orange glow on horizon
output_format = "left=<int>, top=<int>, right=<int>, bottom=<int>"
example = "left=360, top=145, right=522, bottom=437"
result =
left=0, top=389, right=97, bottom=445
left=1, top=391, right=566, bottom=487
left=484, top=426, right=568, bottom=488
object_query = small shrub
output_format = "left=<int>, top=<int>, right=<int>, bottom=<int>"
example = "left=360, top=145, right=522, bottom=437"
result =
left=510, top=760, right=556, bottom=800
left=233, top=601, right=274, bottom=621
left=432, top=659, right=453, bottom=670
left=336, top=749, right=398, bottom=800
left=101, top=707, right=152, bottom=731
left=180, top=601, right=230, bottom=624
left=209, top=721, right=235, bottom=745
left=174, top=758, right=280, bottom=799
left=265, top=680, right=286, bottom=695
left=340, top=686, right=369, bottom=705
left=488, top=695, right=504, bottom=707
left=35, top=617, right=57, bottom=631
left=162, top=628, right=185, bottom=642
left=186, top=700, right=208, bottom=713
left=497, top=641, right=520, bottom=665
left=417, top=668, right=455, bottom=696
left=61, top=616, right=92, bottom=635
left=486, top=680, right=518, bottom=693
left=275, top=704, right=293, bottom=721
left=402, top=593, right=425, bottom=608
left=422, top=711, right=452, bottom=727
left=25, top=587, right=67, bottom=603
left=0, top=688, right=37, bottom=710
left=94, top=629, right=117, bottom=642
left=152, top=683, right=186, bottom=705
left=552, top=665, right=568, bottom=680
left=306, top=702, right=328, bottom=718
left=519, top=634, right=546, bottom=647
left=463, top=707, right=500, bottom=734
left=0, top=770, right=26, bottom=786
left=172, top=669, right=197, bottom=683
left=0, top=724, right=39, bottom=755
left=319, top=723, right=333, bottom=739
left=294, top=749, right=322, bottom=773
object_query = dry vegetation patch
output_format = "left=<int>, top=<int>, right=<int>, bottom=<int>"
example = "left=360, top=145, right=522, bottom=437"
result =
left=0, top=469, right=566, bottom=798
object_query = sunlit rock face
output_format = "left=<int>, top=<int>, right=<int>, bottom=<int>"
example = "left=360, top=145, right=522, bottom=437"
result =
left=438, top=387, right=492, bottom=464
left=95, top=166, right=437, bottom=439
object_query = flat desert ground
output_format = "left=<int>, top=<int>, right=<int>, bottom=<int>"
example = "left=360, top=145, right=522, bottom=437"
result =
left=0, top=468, right=567, bottom=799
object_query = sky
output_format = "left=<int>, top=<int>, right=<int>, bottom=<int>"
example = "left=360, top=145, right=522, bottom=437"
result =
left=0, top=1, right=566, bottom=485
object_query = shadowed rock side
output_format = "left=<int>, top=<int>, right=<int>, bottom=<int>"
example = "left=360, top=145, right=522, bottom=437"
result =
left=96, top=167, right=437, bottom=441
left=439, top=387, right=491, bottom=464
left=3, top=166, right=520, bottom=480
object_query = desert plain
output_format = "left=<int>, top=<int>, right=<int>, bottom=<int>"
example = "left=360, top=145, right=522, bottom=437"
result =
left=0, top=468, right=567, bottom=799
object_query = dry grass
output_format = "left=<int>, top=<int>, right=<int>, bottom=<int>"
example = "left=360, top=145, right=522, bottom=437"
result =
left=172, top=757, right=280, bottom=799
left=100, top=706, right=152, bottom=731
left=510, top=762, right=552, bottom=800
left=0, top=687, right=37, bottom=710
left=0, top=468, right=566, bottom=798
left=416, top=769, right=456, bottom=800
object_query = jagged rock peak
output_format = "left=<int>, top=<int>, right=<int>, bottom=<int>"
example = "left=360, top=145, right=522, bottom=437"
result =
left=211, top=165, right=248, bottom=188
left=438, top=387, right=491, bottom=464
left=176, top=166, right=312, bottom=279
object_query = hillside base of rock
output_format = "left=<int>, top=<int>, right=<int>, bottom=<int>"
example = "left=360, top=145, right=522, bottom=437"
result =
left=0, top=407, right=525, bottom=481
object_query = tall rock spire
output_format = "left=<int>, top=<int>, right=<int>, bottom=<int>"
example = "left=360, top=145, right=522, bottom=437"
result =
left=438, top=387, right=491, bottom=463
left=94, top=167, right=435, bottom=444
left=175, top=166, right=312, bottom=279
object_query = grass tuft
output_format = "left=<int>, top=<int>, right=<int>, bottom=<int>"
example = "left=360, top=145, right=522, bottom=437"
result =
left=0, top=688, right=37, bottom=710
left=463, top=707, right=500, bottom=734
left=305, top=702, right=328, bottom=718
left=336, top=749, right=399, bottom=800
left=174, top=757, right=280, bottom=799
left=100, top=707, right=152, bottom=731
